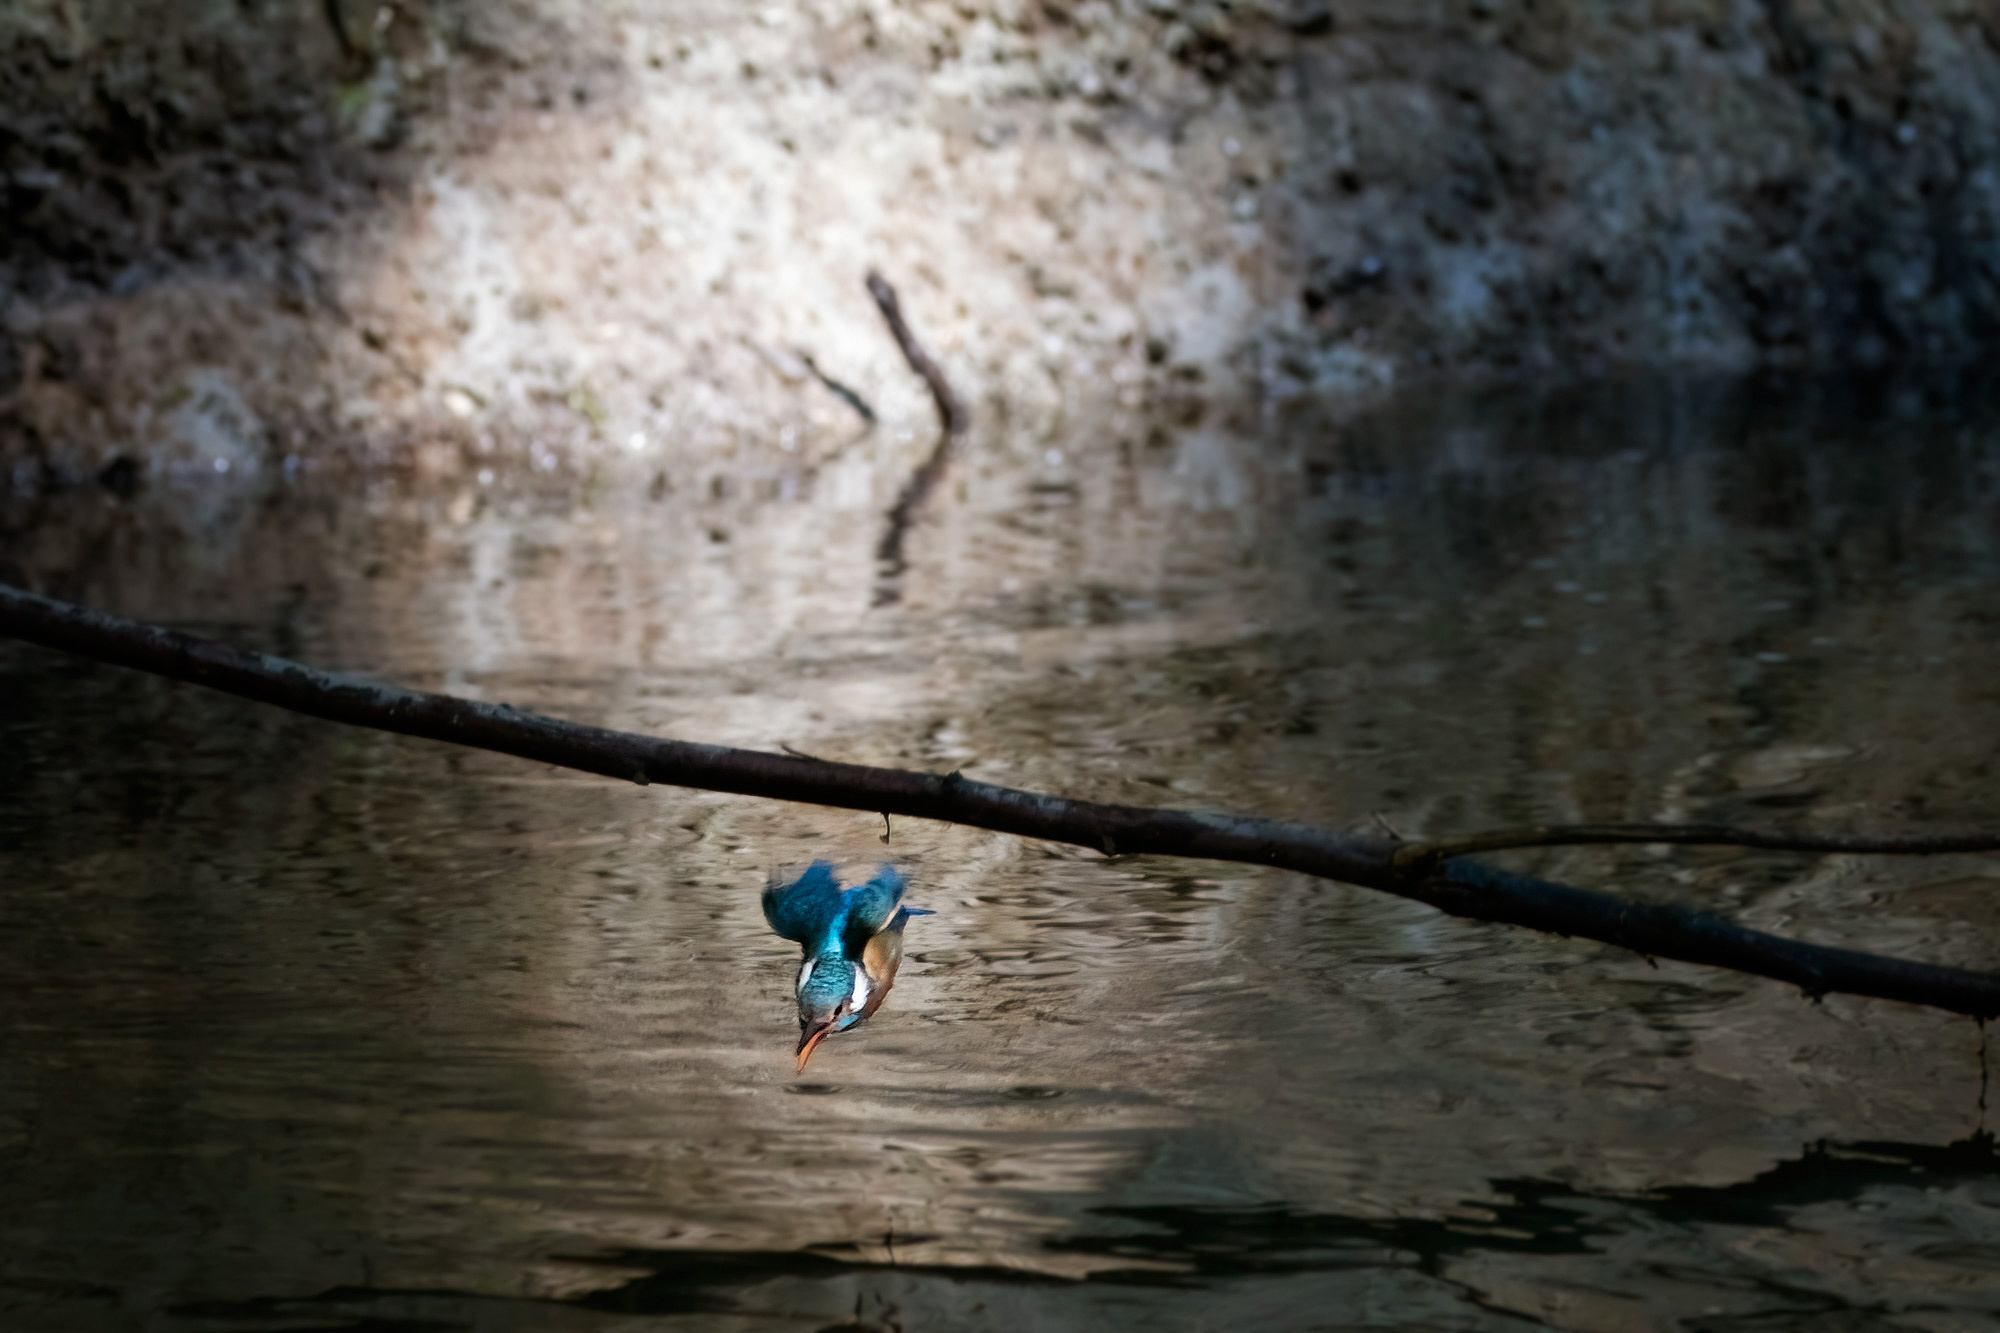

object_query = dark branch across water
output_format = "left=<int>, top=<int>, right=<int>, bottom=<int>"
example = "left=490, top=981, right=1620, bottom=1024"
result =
left=3, top=581, right=1998, bottom=1019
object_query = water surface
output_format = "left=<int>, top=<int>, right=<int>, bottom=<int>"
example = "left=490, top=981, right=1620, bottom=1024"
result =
left=4, top=374, right=2000, bottom=1330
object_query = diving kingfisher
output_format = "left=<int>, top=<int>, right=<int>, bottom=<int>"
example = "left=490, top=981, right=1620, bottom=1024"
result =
left=762, top=861, right=932, bottom=1072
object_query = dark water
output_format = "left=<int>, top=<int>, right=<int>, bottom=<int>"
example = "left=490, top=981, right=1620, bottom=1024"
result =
left=4, top=374, right=2000, bottom=1331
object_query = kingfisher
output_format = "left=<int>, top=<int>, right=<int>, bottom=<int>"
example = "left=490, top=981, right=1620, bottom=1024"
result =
left=762, top=861, right=932, bottom=1072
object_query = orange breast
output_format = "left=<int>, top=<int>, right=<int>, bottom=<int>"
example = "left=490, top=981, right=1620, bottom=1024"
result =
left=856, top=928, right=905, bottom=1024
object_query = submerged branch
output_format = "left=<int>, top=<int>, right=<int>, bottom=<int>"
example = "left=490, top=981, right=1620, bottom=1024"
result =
left=4, top=581, right=1998, bottom=1020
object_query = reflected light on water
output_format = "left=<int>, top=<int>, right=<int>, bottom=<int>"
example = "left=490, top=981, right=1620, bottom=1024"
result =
left=3, top=373, right=2000, bottom=1329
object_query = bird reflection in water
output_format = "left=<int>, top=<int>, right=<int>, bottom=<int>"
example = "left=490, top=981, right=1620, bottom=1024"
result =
left=762, top=861, right=933, bottom=1071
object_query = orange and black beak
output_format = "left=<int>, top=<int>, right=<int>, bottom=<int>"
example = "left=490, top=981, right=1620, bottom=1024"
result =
left=795, top=1021, right=836, bottom=1073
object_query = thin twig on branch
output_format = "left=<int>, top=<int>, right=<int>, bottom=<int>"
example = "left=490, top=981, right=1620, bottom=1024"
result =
left=1394, top=823, right=2000, bottom=871
left=3, top=581, right=1998, bottom=1019
left=868, top=271, right=968, bottom=605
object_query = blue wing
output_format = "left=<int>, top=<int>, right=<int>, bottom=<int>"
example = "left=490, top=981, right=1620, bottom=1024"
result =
left=762, top=861, right=846, bottom=948
left=840, top=863, right=908, bottom=940
left=766, top=862, right=915, bottom=958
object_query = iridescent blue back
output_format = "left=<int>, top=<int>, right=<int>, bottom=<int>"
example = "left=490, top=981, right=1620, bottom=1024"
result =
left=763, top=861, right=908, bottom=958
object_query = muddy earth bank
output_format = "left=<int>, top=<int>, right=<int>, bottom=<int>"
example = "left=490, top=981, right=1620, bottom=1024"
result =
left=2, top=0, right=1999, bottom=490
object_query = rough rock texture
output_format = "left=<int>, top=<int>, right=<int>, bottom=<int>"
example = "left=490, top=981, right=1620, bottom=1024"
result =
left=3, top=0, right=2000, bottom=485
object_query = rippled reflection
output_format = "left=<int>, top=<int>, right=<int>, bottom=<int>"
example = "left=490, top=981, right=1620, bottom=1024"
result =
left=3, top=372, right=2000, bottom=1328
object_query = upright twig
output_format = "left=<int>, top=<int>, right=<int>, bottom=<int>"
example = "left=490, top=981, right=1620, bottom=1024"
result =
left=868, top=271, right=968, bottom=605
left=866, top=272, right=967, bottom=437
left=4, top=581, right=1998, bottom=1020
